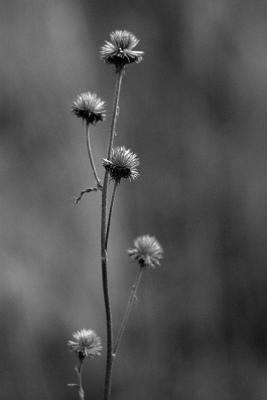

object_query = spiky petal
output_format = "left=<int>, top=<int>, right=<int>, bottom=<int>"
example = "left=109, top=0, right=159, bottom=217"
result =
left=67, top=329, right=102, bottom=359
left=100, top=30, right=144, bottom=71
left=103, top=146, right=139, bottom=182
left=128, top=235, right=163, bottom=268
left=72, top=92, right=106, bottom=124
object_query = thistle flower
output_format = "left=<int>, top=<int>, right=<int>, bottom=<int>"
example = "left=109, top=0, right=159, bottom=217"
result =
left=100, top=30, right=144, bottom=70
left=128, top=235, right=163, bottom=268
left=67, top=329, right=102, bottom=359
left=103, top=146, right=139, bottom=182
left=72, top=92, right=106, bottom=124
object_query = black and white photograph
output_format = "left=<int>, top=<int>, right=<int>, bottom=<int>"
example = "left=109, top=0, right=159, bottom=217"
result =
left=0, top=1, right=266, bottom=399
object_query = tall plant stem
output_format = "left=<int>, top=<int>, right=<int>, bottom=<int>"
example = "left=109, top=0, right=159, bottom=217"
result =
left=101, top=67, right=124, bottom=400
left=113, top=266, right=144, bottom=356
left=105, top=180, right=118, bottom=248
left=86, top=122, right=102, bottom=188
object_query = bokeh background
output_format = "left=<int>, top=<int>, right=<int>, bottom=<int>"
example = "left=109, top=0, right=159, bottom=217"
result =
left=0, top=1, right=266, bottom=399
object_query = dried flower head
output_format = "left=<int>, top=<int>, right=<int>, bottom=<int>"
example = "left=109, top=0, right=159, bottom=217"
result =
left=72, top=92, right=106, bottom=124
left=128, top=235, right=163, bottom=268
left=67, top=329, right=102, bottom=359
left=103, top=146, right=139, bottom=182
left=100, top=30, right=144, bottom=71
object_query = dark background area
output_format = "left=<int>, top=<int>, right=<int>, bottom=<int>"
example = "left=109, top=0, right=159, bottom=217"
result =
left=0, top=1, right=266, bottom=399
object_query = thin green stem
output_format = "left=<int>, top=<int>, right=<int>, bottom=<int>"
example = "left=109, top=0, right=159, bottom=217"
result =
left=101, top=67, right=124, bottom=400
left=113, top=266, right=144, bottom=356
left=105, top=180, right=118, bottom=248
left=86, top=122, right=102, bottom=188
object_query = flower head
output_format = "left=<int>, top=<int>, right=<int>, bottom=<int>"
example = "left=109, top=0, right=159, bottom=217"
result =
left=72, top=92, right=106, bottom=124
left=103, top=146, right=139, bottom=182
left=128, top=235, right=163, bottom=268
left=67, top=329, right=102, bottom=359
left=100, top=30, right=144, bottom=71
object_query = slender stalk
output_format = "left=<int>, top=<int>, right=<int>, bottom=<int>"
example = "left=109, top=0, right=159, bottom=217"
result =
left=113, top=266, right=144, bottom=356
left=86, top=122, right=102, bottom=188
left=101, top=67, right=124, bottom=400
left=75, top=359, right=85, bottom=400
left=101, top=246, right=113, bottom=400
left=106, top=68, right=124, bottom=160
left=105, top=180, right=118, bottom=248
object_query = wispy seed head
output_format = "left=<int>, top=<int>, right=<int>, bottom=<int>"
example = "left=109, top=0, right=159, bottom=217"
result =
left=103, top=146, right=139, bottom=183
left=128, top=235, right=163, bottom=268
left=67, top=329, right=102, bottom=360
left=72, top=92, right=106, bottom=125
left=100, top=30, right=144, bottom=71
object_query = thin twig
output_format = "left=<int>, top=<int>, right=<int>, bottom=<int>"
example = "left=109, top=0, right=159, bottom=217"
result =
left=106, top=69, right=124, bottom=160
left=74, top=186, right=100, bottom=204
left=113, top=266, right=144, bottom=356
left=85, top=122, right=102, bottom=188
left=105, top=180, right=118, bottom=248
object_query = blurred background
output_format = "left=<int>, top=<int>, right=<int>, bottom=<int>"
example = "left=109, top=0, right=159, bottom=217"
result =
left=0, top=1, right=266, bottom=399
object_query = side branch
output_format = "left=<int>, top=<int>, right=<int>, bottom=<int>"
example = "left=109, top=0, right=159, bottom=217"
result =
left=86, top=122, right=102, bottom=188
left=105, top=180, right=118, bottom=248
left=74, top=186, right=101, bottom=204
